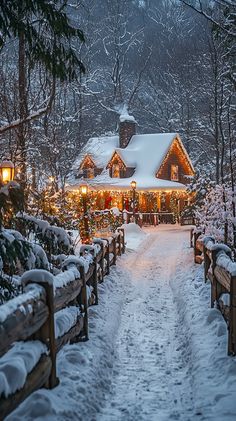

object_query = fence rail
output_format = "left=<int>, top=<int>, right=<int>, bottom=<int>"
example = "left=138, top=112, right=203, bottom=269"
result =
left=192, top=229, right=236, bottom=355
left=0, top=228, right=125, bottom=420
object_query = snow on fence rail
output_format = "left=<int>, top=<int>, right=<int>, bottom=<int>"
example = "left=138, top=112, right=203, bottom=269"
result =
left=0, top=228, right=125, bottom=420
left=191, top=229, right=236, bottom=355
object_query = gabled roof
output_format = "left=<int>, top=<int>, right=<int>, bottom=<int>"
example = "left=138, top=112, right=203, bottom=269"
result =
left=71, top=135, right=119, bottom=170
left=67, top=132, right=194, bottom=191
left=79, top=154, right=96, bottom=170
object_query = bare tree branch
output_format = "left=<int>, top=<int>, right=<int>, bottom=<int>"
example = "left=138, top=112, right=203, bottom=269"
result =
left=0, top=81, right=55, bottom=135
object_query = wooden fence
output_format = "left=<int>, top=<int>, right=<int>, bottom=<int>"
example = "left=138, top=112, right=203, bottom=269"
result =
left=0, top=229, right=125, bottom=420
left=192, top=229, right=236, bottom=355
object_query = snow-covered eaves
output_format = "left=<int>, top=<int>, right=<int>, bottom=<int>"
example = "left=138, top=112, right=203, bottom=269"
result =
left=67, top=170, right=187, bottom=192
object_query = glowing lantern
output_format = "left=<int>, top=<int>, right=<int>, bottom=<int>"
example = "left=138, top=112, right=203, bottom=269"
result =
left=130, top=180, right=137, bottom=190
left=0, top=161, right=15, bottom=184
left=80, top=184, right=88, bottom=195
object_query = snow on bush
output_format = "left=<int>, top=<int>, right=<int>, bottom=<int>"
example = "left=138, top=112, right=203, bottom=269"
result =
left=0, top=284, right=43, bottom=323
left=16, top=212, right=73, bottom=256
left=195, top=184, right=236, bottom=248
left=0, top=227, right=49, bottom=274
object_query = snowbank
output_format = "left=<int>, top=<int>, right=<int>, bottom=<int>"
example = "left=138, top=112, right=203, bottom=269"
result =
left=121, top=223, right=147, bottom=250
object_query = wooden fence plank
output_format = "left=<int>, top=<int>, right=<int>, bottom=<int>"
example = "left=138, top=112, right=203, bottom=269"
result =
left=0, top=287, right=48, bottom=357
left=0, top=355, right=51, bottom=421
left=54, top=279, right=83, bottom=312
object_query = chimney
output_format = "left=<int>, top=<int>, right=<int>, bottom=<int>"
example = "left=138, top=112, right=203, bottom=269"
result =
left=119, top=114, right=136, bottom=148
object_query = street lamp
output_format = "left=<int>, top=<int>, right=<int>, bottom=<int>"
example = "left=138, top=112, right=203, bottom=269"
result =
left=0, top=161, right=15, bottom=184
left=80, top=183, right=90, bottom=243
left=130, top=180, right=137, bottom=220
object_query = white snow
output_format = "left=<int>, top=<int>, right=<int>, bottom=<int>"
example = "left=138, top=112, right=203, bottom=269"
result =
left=21, top=269, right=54, bottom=286
left=119, top=114, right=136, bottom=123
left=0, top=284, right=44, bottom=323
left=220, top=293, right=230, bottom=306
left=121, top=222, right=147, bottom=250
left=62, top=254, right=93, bottom=274
left=0, top=341, right=47, bottom=398
left=6, top=226, right=236, bottom=421
left=67, top=133, right=193, bottom=192
left=216, top=251, right=236, bottom=276
left=54, top=267, right=80, bottom=290
left=80, top=244, right=101, bottom=256
left=54, top=307, right=81, bottom=339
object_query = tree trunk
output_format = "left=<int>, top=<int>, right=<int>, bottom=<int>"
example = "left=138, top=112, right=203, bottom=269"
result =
left=18, top=30, right=28, bottom=196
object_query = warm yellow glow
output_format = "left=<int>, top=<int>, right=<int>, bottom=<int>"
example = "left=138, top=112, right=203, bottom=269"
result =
left=49, top=176, right=55, bottom=182
left=2, top=168, right=12, bottom=183
left=130, top=180, right=137, bottom=190
left=0, top=161, right=14, bottom=183
left=80, top=184, right=88, bottom=195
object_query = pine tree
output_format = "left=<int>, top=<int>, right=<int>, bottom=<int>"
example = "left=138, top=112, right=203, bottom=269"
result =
left=0, top=0, right=85, bottom=81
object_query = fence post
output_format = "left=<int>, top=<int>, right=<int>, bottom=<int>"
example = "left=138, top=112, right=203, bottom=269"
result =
left=228, top=274, right=236, bottom=355
left=118, top=232, right=122, bottom=256
left=118, top=228, right=125, bottom=253
left=203, top=236, right=215, bottom=282
left=194, top=231, right=202, bottom=263
left=104, top=239, right=110, bottom=275
left=92, top=255, right=98, bottom=305
left=211, top=248, right=219, bottom=308
left=190, top=228, right=194, bottom=248
left=113, top=236, right=117, bottom=265
left=100, top=241, right=105, bottom=281
left=211, top=247, right=232, bottom=308
left=23, top=277, right=59, bottom=389
left=79, top=265, right=89, bottom=341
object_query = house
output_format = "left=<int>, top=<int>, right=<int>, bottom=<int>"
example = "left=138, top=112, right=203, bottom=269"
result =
left=66, top=114, right=194, bottom=221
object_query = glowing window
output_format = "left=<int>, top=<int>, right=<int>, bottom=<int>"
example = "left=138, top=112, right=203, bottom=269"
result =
left=87, top=168, right=94, bottom=179
left=112, top=164, right=120, bottom=178
left=171, top=165, right=179, bottom=181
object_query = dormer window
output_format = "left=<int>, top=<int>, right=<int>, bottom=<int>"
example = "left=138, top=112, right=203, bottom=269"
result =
left=112, top=164, right=120, bottom=178
left=79, top=155, right=96, bottom=179
left=86, top=167, right=94, bottom=179
left=107, top=152, right=126, bottom=178
left=171, top=164, right=179, bottom=181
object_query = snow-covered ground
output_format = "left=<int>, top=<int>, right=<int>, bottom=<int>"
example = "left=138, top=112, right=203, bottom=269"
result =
left=7, top=225, right=236, bottom=421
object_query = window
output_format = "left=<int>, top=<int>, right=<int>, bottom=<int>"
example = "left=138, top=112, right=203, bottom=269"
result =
left=112, top=164, right=120, bottom=178
left=171, top=164, right=179, bottom=181
left=87, top=168, right=94, bottom=179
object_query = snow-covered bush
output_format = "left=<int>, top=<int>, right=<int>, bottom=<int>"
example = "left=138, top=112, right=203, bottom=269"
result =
left=195, top=184, right=236, bottom=247
left=0, top=226, right=50, bottom=303
left=0, top=227, right=49, bottom=275
left=181, top=172, right=214, bottom=221
left=0, top=181, right=23, bottom=228
left=16, top=212, right=74, bottom=259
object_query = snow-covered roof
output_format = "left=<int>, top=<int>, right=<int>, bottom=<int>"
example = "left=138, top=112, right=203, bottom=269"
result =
left=72, top=135, right=119, bottom=169
left=67, top=132, right=193, bottom=192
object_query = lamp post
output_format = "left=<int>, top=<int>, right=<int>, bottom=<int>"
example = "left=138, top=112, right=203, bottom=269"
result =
left=0, top=161, right=15, bottom=184
left=80, top=183, right=90, bottom=243
left=130, top=180, right=137, bottom=221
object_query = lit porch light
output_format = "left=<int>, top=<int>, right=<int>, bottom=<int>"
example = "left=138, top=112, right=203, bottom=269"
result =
left=130, top=180, right=137, bottom=190
left=0, top=160, right=15, bottom=184
left=80, top=184, right=88, bottom=195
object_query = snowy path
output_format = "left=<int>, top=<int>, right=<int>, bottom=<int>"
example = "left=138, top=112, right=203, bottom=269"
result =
left=8, top=225, right=236, bottom=421
left=97, top=225, right=194, bottom=421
